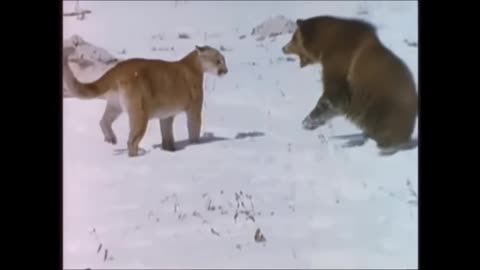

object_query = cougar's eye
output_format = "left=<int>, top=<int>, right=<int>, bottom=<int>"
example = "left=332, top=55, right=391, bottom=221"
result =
left=216, top=59, right=221, bottom=65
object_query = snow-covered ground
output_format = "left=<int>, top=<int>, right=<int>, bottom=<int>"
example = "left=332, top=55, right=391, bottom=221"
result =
left=63, top=1, right=418, bottom=269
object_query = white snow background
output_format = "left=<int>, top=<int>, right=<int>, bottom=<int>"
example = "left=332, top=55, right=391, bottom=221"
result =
left=63, top=1, right=418, bottom=269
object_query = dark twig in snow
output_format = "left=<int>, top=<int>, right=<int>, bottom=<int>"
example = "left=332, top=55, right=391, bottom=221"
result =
left=406, top=179, right=418, bottom=198
left=234, top=211, right=239, bottom=223
left=254, top=228, right=266, bottom=243
left=404, top=39, right=418, bottom=47
left=210, top=228, right=220, bottom=236
left=104, top=249, right=108, bottom=261
left=406, top=178, right=418, bottom=206
left=174, top=201, right=179, bottom=213
left=207, top=199, right=216, bottom=211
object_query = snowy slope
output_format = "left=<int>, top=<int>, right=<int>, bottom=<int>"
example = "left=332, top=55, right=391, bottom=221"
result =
left=63, top=35, right=120, bottom=97
left=63, top=1, right=418, bottom=269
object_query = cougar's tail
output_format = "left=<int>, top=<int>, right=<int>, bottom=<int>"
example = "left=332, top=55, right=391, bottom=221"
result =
left=63, top=46, right=111, bottom=99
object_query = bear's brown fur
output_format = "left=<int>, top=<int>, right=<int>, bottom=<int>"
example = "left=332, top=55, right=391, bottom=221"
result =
left=282, top=16, right=418, bottom=155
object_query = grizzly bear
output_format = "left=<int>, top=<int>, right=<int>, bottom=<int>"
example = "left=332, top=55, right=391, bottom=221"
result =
left=282, top=16, right=418, bottom=155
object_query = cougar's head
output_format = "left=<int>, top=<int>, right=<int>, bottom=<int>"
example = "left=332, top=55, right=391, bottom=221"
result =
left=195, top=45, right=228, bottom=76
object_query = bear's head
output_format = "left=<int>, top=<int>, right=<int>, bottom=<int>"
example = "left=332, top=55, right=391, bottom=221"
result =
left=281, top=19, right=317, bottom=68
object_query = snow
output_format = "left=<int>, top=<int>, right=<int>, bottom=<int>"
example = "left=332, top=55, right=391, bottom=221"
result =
left=63, top=35, right=119, bottom=87
left=64, top=35, right=118, bottom=65
left=63, top=1, right=418, bottom=269
left=251, top=15, right=297, bottom=40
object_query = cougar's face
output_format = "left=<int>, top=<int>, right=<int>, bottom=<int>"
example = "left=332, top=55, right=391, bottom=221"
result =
left=196, top=46, right=228, bottom=77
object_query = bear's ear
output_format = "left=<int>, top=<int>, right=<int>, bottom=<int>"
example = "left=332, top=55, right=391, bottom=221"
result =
left=296, top=19, right=304, bottom=26
left=195, top=45, right=206, bottom=52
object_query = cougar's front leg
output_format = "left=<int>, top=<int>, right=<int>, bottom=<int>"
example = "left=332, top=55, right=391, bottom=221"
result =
left=186, top=102, right=202, bottom=144
left=160, top=117, right=176, bottom=152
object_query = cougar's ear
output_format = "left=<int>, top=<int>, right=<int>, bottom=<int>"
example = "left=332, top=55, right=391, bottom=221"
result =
left=296, top=19, right=304, bottom=26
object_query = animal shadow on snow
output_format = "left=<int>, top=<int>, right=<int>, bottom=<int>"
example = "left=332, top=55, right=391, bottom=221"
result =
left=150, top=131, right=266, bottom=152
left=113, top=148, right=150, bottom=156
left=234, top=131, right=265, bottom=139
left=114, top=131, right=265, bottom=156
left=113, top=135, right=226, bottom=156
left=330, top=132, right=418, bottom=155
left=152, top=132, right=228, bottom=151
